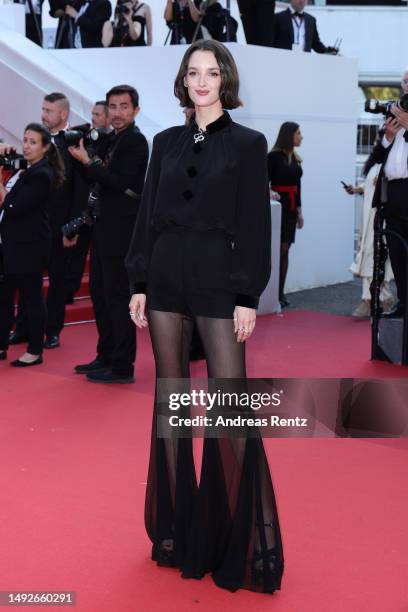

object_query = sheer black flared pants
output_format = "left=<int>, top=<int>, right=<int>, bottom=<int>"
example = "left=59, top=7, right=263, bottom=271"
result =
left=145, top=310, right=284, bottom=593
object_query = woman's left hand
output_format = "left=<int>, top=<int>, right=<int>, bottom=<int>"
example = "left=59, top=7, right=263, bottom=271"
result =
left=233, top=306, right=256, bottom=343
left=297, top=210, right=304, bottom=229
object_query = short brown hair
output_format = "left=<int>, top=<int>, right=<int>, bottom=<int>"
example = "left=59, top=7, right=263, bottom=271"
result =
left=174, top=40, right=242, bottom=110
left=44, top=92, right=70, bottom=112
left=106, top=85, right=139, bottom=108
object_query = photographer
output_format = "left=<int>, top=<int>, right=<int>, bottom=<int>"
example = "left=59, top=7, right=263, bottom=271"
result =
left=68, top=84, right=148, bottom=384
left=64, top=0, right=112, bottom=48
left=198, top=0, right=238, bottom=42
left=14, top=0, right=43, bottom=46
left=372, top=69, right=408, bottom=319
left=0, top=124, right=65, bottom=366
left=164, top=0, right=201, bottom=44
left=102, top=0, right=142, bottom=47
left=49, top=0, right=81, bottom=48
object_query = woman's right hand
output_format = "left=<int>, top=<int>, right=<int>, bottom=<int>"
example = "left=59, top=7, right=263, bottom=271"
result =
left=129, top=294, right=148, bottom=328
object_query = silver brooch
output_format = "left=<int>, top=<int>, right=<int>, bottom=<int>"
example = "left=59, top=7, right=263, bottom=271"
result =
left=193, top=128, right=205, bottom=144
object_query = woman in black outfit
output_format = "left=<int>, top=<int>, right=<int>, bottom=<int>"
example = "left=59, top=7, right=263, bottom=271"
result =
left=102, top=0, right=142, bottom=47
left=126, top=40, right=283, bottom=594
left=268, top=122, right=304, bottom=308
left=0, top=124, right=64, bottom=366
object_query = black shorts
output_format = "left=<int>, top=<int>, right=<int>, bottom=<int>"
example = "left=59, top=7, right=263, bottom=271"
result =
left=147, top=230, right=236, bottom=319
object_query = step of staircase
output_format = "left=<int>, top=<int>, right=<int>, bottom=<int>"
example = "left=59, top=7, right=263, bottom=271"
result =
left=65, top=296, right=95, bottom=325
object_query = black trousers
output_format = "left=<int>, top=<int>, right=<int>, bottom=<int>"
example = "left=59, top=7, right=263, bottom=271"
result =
left=237, top=0, right=275, bottom=46
left=14, top=239, right=69, bottom=338
left=385, top=179, right=408, bottom=305
left=89, top=233, right=136, bottom=374
left=0, top=272, right=46, bottom=354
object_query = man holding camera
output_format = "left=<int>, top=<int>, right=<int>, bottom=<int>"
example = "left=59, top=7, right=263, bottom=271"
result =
left=372, top=70, right=408, bottom=318
left=68, top=85, right=148, bottom=384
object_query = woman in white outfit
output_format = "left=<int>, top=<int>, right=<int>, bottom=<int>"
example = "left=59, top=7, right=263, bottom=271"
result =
left=345, top=153, right=394, bottom=319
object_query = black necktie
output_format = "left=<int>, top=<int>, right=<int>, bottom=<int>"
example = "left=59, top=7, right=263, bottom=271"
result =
left=292, top=11, right=304, bottom=19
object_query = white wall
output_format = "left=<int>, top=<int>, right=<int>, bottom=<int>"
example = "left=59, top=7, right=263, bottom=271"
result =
left=0, top=22, right=358, bottom=291
left=298, top=5, right=408, bottom=83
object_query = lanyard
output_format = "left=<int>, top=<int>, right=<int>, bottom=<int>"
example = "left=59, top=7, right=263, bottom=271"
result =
left=292, top=17, right=302, bottom=44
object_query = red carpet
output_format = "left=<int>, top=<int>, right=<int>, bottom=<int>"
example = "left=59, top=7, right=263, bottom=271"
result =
left=0, top=311, right=407, bottom=611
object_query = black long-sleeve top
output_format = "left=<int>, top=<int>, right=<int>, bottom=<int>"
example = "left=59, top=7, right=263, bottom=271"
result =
left=125, top=112, right=271, bottom=309
left=267, top=150, right=302, bottom=215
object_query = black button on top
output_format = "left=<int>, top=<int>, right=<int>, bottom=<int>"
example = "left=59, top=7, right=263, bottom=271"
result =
left=192, top=143, right=203, bottom=154
left=182, top=189, right=194, bottom=201
left=187, top=165, right=197, bottom=178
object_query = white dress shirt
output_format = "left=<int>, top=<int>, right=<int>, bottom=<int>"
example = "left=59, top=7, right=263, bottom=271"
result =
left=383, top=128, right=408, bottom=180
left=290, top=7, right=306, bottom=51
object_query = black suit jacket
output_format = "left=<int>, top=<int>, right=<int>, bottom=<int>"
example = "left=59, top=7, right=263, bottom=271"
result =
left=82, top=123, right=149, bottom=256
left=0, top=159, right=53, bottom=275
left=272, top=8, right=327, bottom=53
left=77, top=0, right=112, bottom=48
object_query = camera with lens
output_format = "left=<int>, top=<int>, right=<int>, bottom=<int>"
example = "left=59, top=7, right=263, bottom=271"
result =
left=62, top=123, right=107, bottom=150
left=365, top=93, right=408, bottom=117
left=116, top=0, right=131, bottom=15
left=61, top=188, right=100, bottom=240
left=0, top=151, right=28, bottom=171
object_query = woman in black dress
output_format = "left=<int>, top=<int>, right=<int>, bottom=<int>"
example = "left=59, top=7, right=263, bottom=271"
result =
left=268, top=122, right=304, bottom=308
left=0, top=124, right=65, bottom=366
left=126, top=40, right=283, bottom=594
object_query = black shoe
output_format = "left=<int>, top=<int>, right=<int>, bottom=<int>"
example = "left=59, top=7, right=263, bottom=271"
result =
left=0, top=351, right=7, bottom=360
left=86, top=368, right=135, bottom=384
left=381, top=302, right=405, bottom=319
left=11, top=356, right=43, bottom=367
left=9, top=331, right=28, bottom=345
left=44, top=334, right=60, bottom=349
left=74, top=358, right=108, bottom=374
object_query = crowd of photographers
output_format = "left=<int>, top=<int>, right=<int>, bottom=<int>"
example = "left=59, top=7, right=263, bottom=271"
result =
left=0, top=85, right=148, bottom=380
left=17, top=0, right=340, bottom=52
